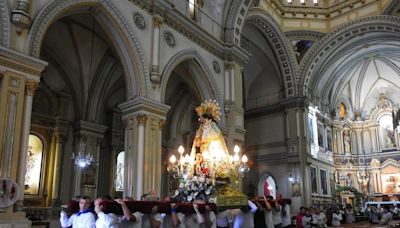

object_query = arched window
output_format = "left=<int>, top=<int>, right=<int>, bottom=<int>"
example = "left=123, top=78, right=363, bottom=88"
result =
left=258, top=174, right=276, bottom=199
left=25, top=134, right=44, bottom=195
left=115, top=151, right=125, bottom=192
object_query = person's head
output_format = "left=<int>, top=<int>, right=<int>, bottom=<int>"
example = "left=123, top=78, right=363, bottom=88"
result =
left=390, top=176, right=395, bottom=181
left=314, top=207, right=321, bottom=214
left=267, top=195, right=274, bottom=200
left=79, top=196, right=92, bottom=211
left=305, top=208, right=311, bottom=216
left=300, top=206, right=306, bottom=214
left=346, top=203, right=352, bottom=209
left=276, top=193, right=282, bottom=200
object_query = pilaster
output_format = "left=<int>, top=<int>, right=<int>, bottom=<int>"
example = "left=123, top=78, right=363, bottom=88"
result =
left=119, top=97, right=170, bottom=199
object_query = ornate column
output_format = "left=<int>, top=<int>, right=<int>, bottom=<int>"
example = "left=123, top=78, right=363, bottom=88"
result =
left=373, top=125, right=381, bottom=152
left=136, top=114, right=147, bottom=199
left=50, top=118, right=68, bottom=206
left=123, top=117, right=135, bottom=198
left=14, top=80, right=38, bottom=210
left=369, top=126, right=377, bottom=153
left=119, top=97, right=170, bottom=199
left=355, top=128, right=363, bottom=155
left=0, top=46, right=46, bottom=223
left=150, top=16, right=163, bottom=85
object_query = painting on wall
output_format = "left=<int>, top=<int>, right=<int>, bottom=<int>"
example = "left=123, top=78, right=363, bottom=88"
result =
left=292, top=182, right=301, bottom=197
left=310, top=167, right=317, bottom=194
left=25, top=135, right=44, bottom=195
left=382, top=174, right=400, bottom=194
left=320, top=169, right=328, bottom=195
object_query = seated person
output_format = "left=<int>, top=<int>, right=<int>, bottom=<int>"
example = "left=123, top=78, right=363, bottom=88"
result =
left=60, top=196, right=95, bottom=228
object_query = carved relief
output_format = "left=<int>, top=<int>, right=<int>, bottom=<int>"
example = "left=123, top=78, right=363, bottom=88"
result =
left=136, top=114, right=148, bottom=125
left=133, top=12, right=145, bottom=29
left=163, top=30, right=175, bottom=47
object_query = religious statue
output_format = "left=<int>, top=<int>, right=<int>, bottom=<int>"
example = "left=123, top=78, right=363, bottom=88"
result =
left=339, top=102, right=347, bottom=119
left=345, top=173, right=353, bottom=187
left=190, top=100, right=231, bottom=179
left=343, top=129, right=351, bottom=153
left=356, top=170, right=370, bottom=193
left=334, top=170, right=340, bottom=186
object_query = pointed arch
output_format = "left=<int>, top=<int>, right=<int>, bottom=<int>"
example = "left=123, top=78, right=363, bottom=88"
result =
left=245, top=8, right=298, bottom=98
left=0, top=0, right=10, bottom=47
left=26, top=0, right=149, bottom=99
left=160, top=49, right=225, bottom=125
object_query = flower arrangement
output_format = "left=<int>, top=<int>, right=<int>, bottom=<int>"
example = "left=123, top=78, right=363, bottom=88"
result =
left=172, top=175, right=215, bottom=202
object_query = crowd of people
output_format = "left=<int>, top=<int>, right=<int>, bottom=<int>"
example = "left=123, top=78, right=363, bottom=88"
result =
left=60, top=193, right=400, bottom=228
left=59, top=193, right=293, bottom=228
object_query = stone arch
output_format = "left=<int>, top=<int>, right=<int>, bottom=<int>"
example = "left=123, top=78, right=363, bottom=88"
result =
left=245, top=8, right=298, bottom=98
left=222, top=0, right=254, bottom=45
left=160, top=49, right=225, bottom=125
left=257, top=171, right=277, bottom=199
left=26, top=0, right=149, bottom=99
left=0, top=0, right=10, bottom=47
left=299, top=15, right=400, bottom=96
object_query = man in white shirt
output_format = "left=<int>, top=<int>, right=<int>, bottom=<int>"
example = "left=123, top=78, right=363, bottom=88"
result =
left=201, top=205, right=217, bottom=228
left=94, top=197, right=119, bottom=228
left=270, top=194, right=282, bottom=228
left=264, top=197, right=274, bottom=228
left=171, top=203, right=205, bottom=228
left=115, top=198, right=143, bottom=228
left=60, top=196, right=96, bottom=228
left=281, top=203, right=291, bottom=228
left=232, top=200, right=258, bottom=228
left=216, top=209, right=233, bottom=228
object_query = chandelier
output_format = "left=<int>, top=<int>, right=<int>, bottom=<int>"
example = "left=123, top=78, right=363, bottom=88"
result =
left=167, top=100, right=250, bottom=203
left=71, top=138, right=94, bottom=168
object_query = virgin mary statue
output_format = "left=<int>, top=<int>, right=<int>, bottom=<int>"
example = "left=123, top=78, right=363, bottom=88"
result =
left=190, top=100, right=232, bottom=180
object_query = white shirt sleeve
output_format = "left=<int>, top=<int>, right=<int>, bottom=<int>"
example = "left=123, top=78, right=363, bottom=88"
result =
left=248, top=200, right=258, bottom=213
left=96, top=212, right=118, bottom=227
left=59, top=212, right=74, bottom=227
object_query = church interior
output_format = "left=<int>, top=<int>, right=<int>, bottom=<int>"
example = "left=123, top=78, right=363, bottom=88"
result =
left=1, top=0, right=400, bottom=226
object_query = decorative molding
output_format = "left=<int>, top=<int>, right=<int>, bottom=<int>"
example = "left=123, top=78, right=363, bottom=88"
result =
left=119, top=96, right=171, bottom=120
left=285, top=30, right=326, bottom=41
left=25, top=80, right=38, bottom=96
left=299, top=15, right=400, bottom=96
left=246, top=8, right=298, bottom=98
left=213, top=61, right=221, bottom=74
left=136, top=114, right=148, bottom=125
left=26, top=0, right=149, bottom=98
left=11, top=0, right=32, bottom=29
left=0, top=0, right=10, bottom=47
left=128, top=0, right=250, bottom=66
left=163, top=30, right=175, bottom=47
left=152, top=15, right=163, bottom=28
left=0, top=46, right=47, bottom=77
left=133, top=12, right=145, bottom=29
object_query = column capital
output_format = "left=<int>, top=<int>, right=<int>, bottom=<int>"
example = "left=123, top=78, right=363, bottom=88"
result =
left=25, top=79, right=38, bottom=96
left=153, top=16, right=163, bottom=28
left=159, top=119, right=166, bottom=129
left=136, top=114, right=148, bottom=125
left=119, top=96, right=170, bottom=120
left=224, top=63, right=235, bottom=71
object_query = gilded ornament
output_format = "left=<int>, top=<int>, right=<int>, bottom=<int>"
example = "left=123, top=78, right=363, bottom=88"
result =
left=25, top=80, right=38, bottom=96
left=136, top=114, right=148, bottom=125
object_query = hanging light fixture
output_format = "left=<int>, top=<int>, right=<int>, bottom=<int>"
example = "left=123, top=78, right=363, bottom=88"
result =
left=72, top=137, right=94, bottom=168
left=71, top=8, right=96, bottom=168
